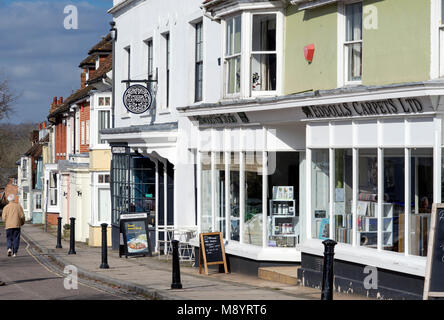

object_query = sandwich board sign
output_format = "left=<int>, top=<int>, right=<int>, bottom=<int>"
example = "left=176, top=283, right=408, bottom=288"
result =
left=199, top=232, right=228, bottom=275
left=119, top=213, right=152, bottom=258
left=423, top=203, right=444, bottom=299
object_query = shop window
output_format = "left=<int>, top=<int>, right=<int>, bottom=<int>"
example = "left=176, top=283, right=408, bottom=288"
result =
left=383, top=149, right=405, bottom=253
left=267, top=152, right=299, bottom=248
left=244, top=152, right=263, bottom=246
left=225, top=15, right=242, bottom=95
left=344, top=2, right=362, bottom=83
left=34, top=193, right=42, bottom=210
left=129, top=157, right=156, bottom=214
left=357, top=149, right=378, bottom=248
left=201, top=152, right=212, bottom=233
left=334, top=149, right=353, bottom=244
left=111, top=154, right=129, bottom=225
left=251, top=14, right=276, bottom=92
left=215, top=152, right=226, bottom=238
left=49, top=173, right=57, bottom=206
left=409, top=148, right=433, bottom=257
left=230, top=152, right=240, bottom=241
left=23, top=192, right=28, bottom=210
left=311, top=149, right=330, bottom=239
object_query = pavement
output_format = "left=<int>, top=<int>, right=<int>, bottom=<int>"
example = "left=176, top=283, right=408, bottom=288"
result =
left=20, top=223, right=373, bottom=300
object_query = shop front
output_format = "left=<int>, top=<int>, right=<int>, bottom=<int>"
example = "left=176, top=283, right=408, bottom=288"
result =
left=298, top=90, right=444, bottom=299
left=181, top=107, right=307, bottom=273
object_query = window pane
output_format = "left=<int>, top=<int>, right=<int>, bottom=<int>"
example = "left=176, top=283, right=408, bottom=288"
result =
left=244, top=152, right=263, bottom=246
left=410, top=148, right=433, bottom=256
left=98, top=110, right=110, bottom=144
left=201, top=152, right=212, bottom=233
left=98, top=189, right=111, bottom=222
left=346, top=43, right=362, bottom=82
left=311, top=149, right=330, bottom=239
left=268, top=152, right=299, bottom=248
left=230, top=152, right=240, bottom=241
left=226, top=18, right=233, bottom=56
left=383, top=149, right=404, bottom=253
left=234, top=15, right=242, bottom=54
left=227, top=57, right=241, bottom=94
left=346, top=2, right=362, bottom=42
left=334, top=149, right=353, bottom=244
left=251, top=54, right=276, bottom=91
left=215, top=152, right=226, bottom=238
left=357, top=149, right=378, bottom=248
left=252, top=14, right=276, bottom=52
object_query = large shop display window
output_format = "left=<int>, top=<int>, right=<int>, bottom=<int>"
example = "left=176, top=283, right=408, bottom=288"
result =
left=230, top=152, right=240, bottom=241
left=215, top=152, right=226, bottom=238
left=201, top=152, right=212, bottom=233
left=311, top=149, right=330, bottom=240
left=268, top=152, right=300, bottom=248
left=309, top=147, right=433, bottom=256
left=244, top=152, right=263, bottom=246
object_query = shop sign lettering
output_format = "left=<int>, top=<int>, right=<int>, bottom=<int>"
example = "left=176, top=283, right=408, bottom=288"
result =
left=302, top=98, right=424, bottom=119
left=193, top=113, right=250, bottom=126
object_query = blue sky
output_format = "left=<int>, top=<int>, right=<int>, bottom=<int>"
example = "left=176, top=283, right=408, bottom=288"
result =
left=0, top=0, right=113, bottom=124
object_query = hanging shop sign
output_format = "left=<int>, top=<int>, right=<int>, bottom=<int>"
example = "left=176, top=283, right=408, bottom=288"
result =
left=302, top=97, right=429, bottom=120
left=193, top=112, right=250, bottom=126
left=423, top=203, right=444, bottom=299
left=119, top=213, right=152, bottom=258
left=123, top=84, right=153, bottom=114
left=199, top=232, right=228, bottom=275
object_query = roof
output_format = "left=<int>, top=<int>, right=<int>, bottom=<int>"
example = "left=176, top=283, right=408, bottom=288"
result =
left=88, top=34, right=112, bottom=55
left=87, top=55, right=112, bottom=85
left=79, top=55, right=96, bottom=68
left=48, top=86, right=94, bottom=118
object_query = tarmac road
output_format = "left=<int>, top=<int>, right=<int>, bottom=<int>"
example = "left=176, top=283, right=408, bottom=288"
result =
left=0, top=226, right=139, bottom=300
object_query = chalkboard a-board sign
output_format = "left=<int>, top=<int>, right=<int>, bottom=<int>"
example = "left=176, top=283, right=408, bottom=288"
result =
left=119, top=213, right=152, bottom=258
left=424, top=204, right=444, bottom=299
left=199, top=232, right=228, bottom=275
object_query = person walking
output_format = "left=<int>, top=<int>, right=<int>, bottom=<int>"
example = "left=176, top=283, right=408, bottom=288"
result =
left=2, top=194, right=25, bottom=258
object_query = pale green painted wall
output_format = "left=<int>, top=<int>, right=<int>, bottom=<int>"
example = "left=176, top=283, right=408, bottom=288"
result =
left=284, top=4, right=338, bottom=95
left=363, top=0, right=430, bottom=86
left=283, top=0, right=431, bottom=94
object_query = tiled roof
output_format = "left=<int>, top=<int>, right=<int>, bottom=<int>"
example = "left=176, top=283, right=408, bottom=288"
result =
left=24, top=142, right=42, bottom=157
left=48, top=86, right=94, bottom=118
left=87, top=55, right=112, bottom=85
left=79, top=55, right=96, bottom=68
left=88, top=34, right=112, bottom=55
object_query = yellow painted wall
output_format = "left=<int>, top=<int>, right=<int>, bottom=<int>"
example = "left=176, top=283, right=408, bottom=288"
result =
left=90, top=149, right=111, bottom=171
left=89, top=225, right=112, bottom=247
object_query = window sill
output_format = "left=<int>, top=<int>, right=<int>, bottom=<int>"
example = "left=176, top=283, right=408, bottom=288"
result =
left=297, top=238, right=426, bottom=277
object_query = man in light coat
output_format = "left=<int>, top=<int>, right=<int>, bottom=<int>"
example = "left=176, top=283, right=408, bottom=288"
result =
left=2, top=194, right=25, bottom=257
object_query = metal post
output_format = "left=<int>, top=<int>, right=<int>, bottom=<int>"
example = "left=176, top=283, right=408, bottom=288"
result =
left=321, top=239, right=337, bottom=300
left=100, top=223, right=110, bottom=269
left=56, top=217, right=62, bottom=249
left=171, top=240, right=182, bottom=289
left=68, top=217, right=76, bottom=255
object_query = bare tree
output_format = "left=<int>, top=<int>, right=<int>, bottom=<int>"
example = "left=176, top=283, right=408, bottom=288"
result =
left=0, top=73, right=18, bottom=121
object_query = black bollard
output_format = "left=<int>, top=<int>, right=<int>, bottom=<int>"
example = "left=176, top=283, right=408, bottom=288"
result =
left=56, top=217, right=63, bottom=249
left=321, top=239, right=337, bottom=300
left=68, top=217, right=76, bottom=255
left=100, top=223, right=110, bottom=269
left=171, top=240, right=182, bottom=289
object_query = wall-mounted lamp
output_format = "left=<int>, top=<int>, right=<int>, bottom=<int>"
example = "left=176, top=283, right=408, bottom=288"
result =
left=77, top=191, right=82, bottom=197
left=109, top=21, right=117, bottom=42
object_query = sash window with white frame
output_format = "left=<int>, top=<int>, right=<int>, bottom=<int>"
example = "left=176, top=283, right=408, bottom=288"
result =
left=98, top=110, right=110, bottom=144
left=251, top=14, right=276, bottom=92
left=195, top=21, right=203, bottom=102
left=344, top=2, right=362, bottom=83
left=225, top=15, right=242, bottom=96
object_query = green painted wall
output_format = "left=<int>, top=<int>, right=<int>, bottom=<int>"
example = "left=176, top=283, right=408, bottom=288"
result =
left=283, top=4, right=338, bottom=95
left=283, top=0, right=431, bottom=94
left=363, top=0, right=430, bottom=86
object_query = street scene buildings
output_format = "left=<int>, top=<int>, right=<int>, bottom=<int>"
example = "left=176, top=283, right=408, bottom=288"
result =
left=7, top=0, right=444, bottom=300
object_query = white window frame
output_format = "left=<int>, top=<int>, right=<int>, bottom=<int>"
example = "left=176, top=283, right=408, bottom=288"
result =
left=338, top=0, right=363, bottom=87
left=222, top=10, right=284, bottom=99
left=34, top=193, right=42, bottom=211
